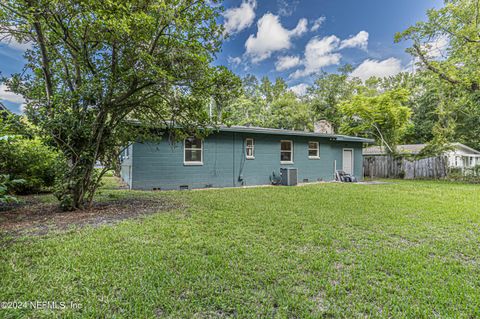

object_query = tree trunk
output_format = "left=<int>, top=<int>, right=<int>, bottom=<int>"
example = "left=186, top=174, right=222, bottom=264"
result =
left=112, top=155, right=121, bottom=177
left=57, top=155, right=97, bottom=211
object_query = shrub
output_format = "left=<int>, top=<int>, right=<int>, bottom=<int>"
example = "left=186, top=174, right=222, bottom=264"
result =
left=448, top=167, right=463, bottom=181
left=0, top=175, right=25, bottom=204
left=0, top=136, right=59, bottom=194
left=447, top=166, right=480, bottom=184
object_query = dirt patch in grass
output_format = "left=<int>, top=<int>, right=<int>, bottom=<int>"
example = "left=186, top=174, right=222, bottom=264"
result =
left=0, top=197, right=183, bottom=238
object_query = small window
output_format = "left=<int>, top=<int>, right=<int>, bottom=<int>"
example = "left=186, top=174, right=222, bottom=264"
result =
left=308, top=141, right=319, bottom=159
left=245, top=138, right=255, bottom=159
left=281, top=140, right=293, bottom=164
left=184, top=137, right=203, bottom=165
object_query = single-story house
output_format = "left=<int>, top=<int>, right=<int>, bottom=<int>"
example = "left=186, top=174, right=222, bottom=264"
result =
left=363, top=143, right=480, bottom=169
left=120, top=126, right=373, bottom=190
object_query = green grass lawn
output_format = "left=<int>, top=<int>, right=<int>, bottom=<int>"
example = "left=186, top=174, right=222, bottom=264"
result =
left=1, top=180, right=480, bottom=318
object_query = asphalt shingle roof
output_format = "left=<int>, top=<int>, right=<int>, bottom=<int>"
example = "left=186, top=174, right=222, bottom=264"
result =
left=363, top=143, right=480, bottom=155
left=219, top=125, right=374, bottom=143
left=363, top=144, right=427, bottom=155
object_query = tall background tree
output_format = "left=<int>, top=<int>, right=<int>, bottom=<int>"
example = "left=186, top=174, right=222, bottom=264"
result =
left=396, top=0, right=480, bottom=151
left=339, top=88, right=412, bottom=154
left=0, top=0, right=238, bottom=210
left=224, top=75, right=313, bottom=130
left=306, top=66, right=359, bottom=131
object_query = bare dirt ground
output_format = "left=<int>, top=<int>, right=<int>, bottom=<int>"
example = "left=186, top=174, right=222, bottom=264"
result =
left=0, top=196, right=181, bottom=238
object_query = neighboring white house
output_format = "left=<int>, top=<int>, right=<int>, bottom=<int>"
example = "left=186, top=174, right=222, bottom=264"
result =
left=446, top=143, right=480, bottom=169
left=363, top=143, right=480, bottom=169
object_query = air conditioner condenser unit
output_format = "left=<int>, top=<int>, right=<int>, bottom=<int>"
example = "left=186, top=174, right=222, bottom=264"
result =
left=280, top=168, right=298, bottom=186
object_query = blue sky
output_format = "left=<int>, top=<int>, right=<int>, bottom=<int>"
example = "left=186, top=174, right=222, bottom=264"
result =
left=0, top=0, right=442, bottom=113
left=217, top=0, right=443, bottom=93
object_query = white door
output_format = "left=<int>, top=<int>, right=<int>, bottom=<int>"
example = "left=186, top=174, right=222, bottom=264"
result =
left=343, top=149, right=353, bottom=175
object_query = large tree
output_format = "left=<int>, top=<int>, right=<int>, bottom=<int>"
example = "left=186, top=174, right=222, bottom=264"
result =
left=0, top=0, right=235, bottom=210
left=339, top=89, right=412, bottom=154
left=307, top=66, right=360, bottom=131
left=268, top=91, right=312, bottom=131
left=224, top=75, right=312, bottom=129
left=396, top=0, right=480, bottom=150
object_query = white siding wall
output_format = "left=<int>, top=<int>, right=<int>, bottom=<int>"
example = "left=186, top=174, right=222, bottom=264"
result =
left=446, top=149, right=480, bottom=168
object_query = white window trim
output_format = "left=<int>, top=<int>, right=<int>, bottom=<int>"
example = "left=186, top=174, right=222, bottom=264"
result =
left=245, top=138, right=255, bottom=159
left=280, top=140, right=294, bottom=164
left=184, top=138, right=204, bottom=166
left=308, top=141, right=320, bottom=159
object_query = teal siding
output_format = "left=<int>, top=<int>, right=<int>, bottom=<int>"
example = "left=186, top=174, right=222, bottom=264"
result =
left=128, top=131, right=364, bottom=190
left=353, top=147, right=363, bottom=178
left=132, top=133, right=234, bottom=190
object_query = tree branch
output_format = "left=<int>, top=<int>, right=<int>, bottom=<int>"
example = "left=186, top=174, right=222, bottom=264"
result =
left=413, top=43, right=461, bottom=86
left=112, top=80, right=156, bottom=106
left=28, top=3, right=54, bottom=113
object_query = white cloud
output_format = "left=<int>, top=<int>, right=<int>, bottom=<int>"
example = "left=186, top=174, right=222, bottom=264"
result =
left=245, top=13, right=308, bottom=62
left=290, top=35, right=341, bottom=79
left=289, top=83, right=309, bottom=96
left=350, top=58, right=402, bottom=81
left=275, top=55, right=302, bottom=71
left=310, top=17, right=326, bottom=32
left=290, top=18, right=308, bottom=37
left=339, top=30, right=369, bottom=50
left=422, top=35, right=449, bottom=59
left=0, top=37, right=32, bottom=51
left=0, top=83, right=25, bottom=104
left=228, top=56, right=242, bottom=66
left=223, top=0, right=256, bottom=35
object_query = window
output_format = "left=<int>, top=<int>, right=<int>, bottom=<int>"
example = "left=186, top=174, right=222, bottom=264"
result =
left=308, top=141, right=319, bottom=159
left=184, top=137, right=203, bottom=165
left=245, top=138, right=255, bottom=159
left=281, top=140, right=293, bottom=164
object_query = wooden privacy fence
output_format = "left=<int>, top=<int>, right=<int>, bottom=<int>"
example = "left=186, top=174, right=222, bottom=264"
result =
left=363, top=155, right=448, bottom=179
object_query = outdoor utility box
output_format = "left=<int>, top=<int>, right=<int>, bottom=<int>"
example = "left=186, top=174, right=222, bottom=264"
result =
left=280, top=168, right=298, bottom=186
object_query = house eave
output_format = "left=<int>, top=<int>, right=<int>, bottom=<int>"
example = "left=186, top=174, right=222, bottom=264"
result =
left=452, top=143, right=480, bottom=155
left=219, top=126, right=374, bottom=144
left=126, top=120, right=375, bottom=144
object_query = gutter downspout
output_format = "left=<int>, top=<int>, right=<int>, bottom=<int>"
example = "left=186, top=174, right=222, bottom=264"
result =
left=333, top=160, right=337, bottom=181
left=233, top=132, right=236, bottom=187
left=130, top=144, right=134, bottom=190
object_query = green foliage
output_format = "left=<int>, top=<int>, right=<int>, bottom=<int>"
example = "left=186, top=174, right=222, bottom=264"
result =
left=0, top=0, right=236, bottom=209
left=396, top=0, right=480, bottom=150
left=339, top=89, right=412, bottom=154
left=224, top=76, right=312, bottom=130
left=448, top=165, right=480, bottom=183
left=402, top=73, right=444, bottom=144
left=0, top=136, right=59, bottom=194
left=0, top=112, right=33, bottom=137
left=0, top=174, right=25, bottom=204
left=269, top=92, right=313, bottom=130
left=395, top=0, right=480, bottom=93
left=209, top=66, right=243, bottom=121
left=306, top=67, right=360, bottom=130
